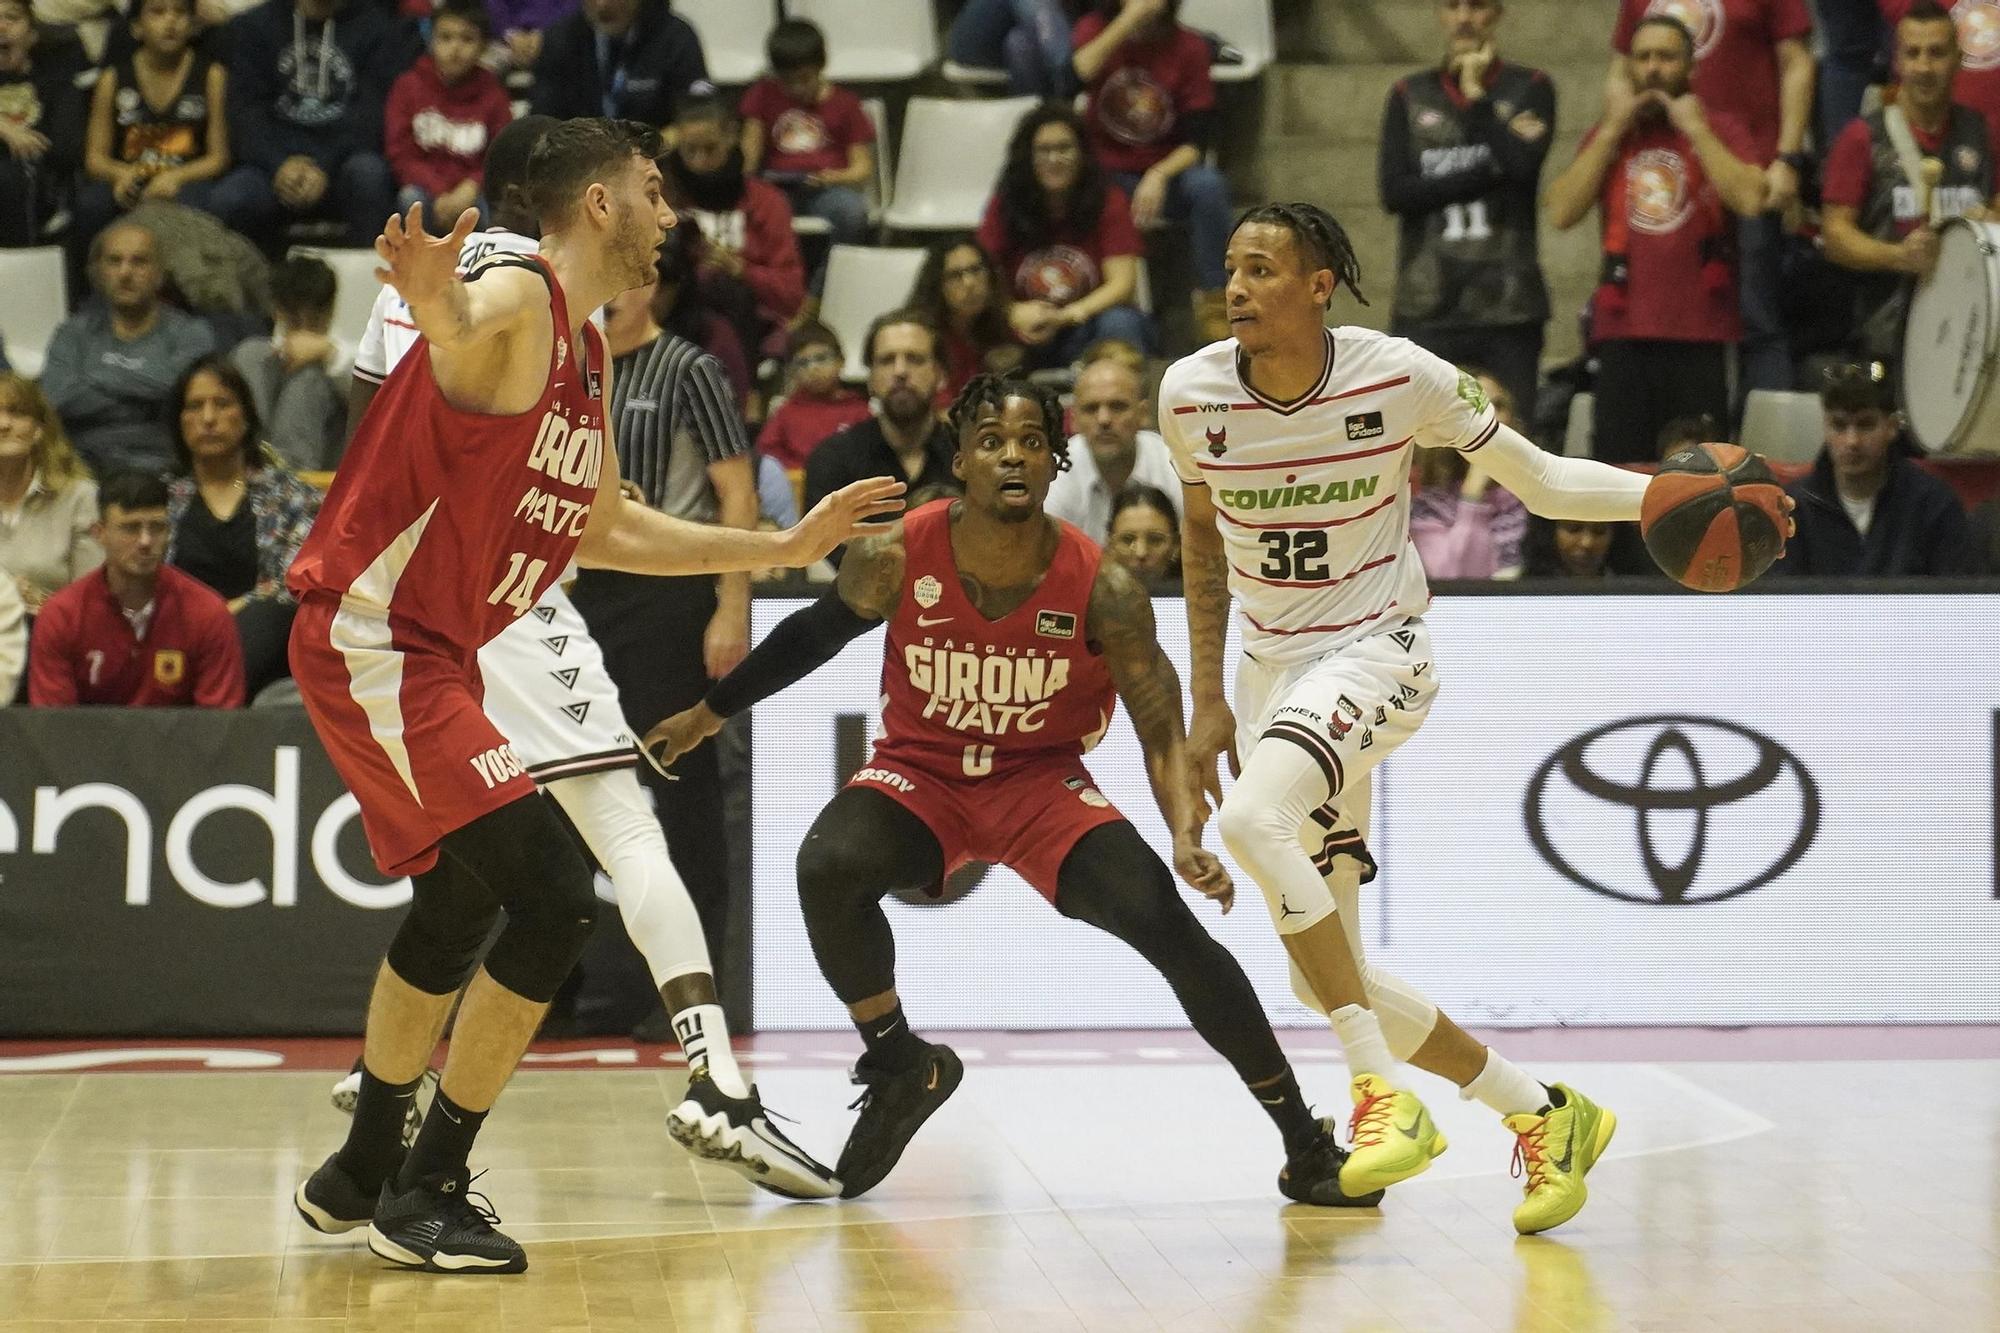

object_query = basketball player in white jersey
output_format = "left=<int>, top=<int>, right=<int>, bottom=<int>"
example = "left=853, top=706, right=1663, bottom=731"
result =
left=1165, top=202, right=1784, bottom=1234
left=339, top=115, right=839, bottom=1200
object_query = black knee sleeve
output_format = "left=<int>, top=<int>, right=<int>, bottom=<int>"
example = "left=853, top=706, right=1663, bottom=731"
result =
left=437, top=795, right=602, bottom=1005
left=386, top=857, right=499, bottom=996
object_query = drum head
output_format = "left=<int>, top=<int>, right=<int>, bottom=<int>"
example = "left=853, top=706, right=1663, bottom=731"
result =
left=1903, top=218, right=2000, bottom=453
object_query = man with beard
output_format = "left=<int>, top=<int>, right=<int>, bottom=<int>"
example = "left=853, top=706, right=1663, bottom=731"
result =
left=646, top=373, right=1382, bottom=1209
left=1823, top=2, right=1996, bottom=364
left=804, top=309, right=958, bottom=554
left=1546, top=14, right=1764, bottom=462
left=664, top=93, right=806, bottom=359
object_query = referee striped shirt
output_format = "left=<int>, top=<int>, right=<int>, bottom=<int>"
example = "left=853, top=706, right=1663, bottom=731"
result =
left=610, top=333, right=749, bottom=523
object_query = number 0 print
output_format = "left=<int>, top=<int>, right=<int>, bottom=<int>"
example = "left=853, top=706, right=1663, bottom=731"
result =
left=963, top=744, right=994, bottom=777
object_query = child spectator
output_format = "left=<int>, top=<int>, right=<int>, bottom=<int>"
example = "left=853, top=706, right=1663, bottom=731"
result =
left=79, top=0, right=230, bottom=241
left=385, top=0, right=512, bottom=232
left=0, top=0, right=88, bottom=247
left=740, top=19, right=876, bottom=269
left=909, top=239, right=1023, bottom=401
left=756, top=322, right=870, bottom=474
left=232, top=253, right=347, bottom=471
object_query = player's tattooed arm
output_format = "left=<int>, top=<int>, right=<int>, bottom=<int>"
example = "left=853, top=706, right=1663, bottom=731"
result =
left=1178, top=481, right=1240, bottom=805
left=835, top=526, right=906, bottom=621
left=1088, top=560, right=1234, bottom=911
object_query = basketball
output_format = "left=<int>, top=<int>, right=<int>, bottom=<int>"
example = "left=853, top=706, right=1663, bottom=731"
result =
left=1640, top=444, right=1789, bottom=592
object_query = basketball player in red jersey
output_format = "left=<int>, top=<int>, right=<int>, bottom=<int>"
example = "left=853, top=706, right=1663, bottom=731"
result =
left=648, top=373, right=1382, bottom=1207
left=286, top=118, right=902, bottom=1274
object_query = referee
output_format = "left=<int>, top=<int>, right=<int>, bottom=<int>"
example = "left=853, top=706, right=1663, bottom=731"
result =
left=568, top=257, right=759, bottom=1030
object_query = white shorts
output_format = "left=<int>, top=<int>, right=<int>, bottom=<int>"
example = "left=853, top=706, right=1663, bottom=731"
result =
left=477, top=583, right=638, bottom=783
left=1234, top=617, right=1438, bottom=811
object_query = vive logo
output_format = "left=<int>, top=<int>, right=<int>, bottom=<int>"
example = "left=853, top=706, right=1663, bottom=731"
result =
left=1523, top=715, right=1820, bottom=905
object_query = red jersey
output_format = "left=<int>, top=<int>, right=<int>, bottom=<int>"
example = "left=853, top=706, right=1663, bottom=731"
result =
left=1880, top=0, right=2000, bottom=160
left=875, top=501, right=1115, bottom=777
left=977, top=187, right=1143, bottom=306
left=1071, top=14, right=1216, bottom=174
left=739, top=78, right=876, bottom=177
left=28, top=565, right=244, bottom=707
left=1613, top=0, right=1812, bottom=165
left=287, top=255, right=605, bottom=655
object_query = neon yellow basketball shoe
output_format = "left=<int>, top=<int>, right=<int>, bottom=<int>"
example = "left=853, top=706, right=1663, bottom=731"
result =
left=1505, top=1083, right=1617, bottom=1235
left=1337, top=1073, right=1448, bottom=1195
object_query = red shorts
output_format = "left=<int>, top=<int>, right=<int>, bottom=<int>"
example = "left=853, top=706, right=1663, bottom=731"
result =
left=850, top=749, right=1128, bottom=902
left=291, top=594, right=533, bottom=877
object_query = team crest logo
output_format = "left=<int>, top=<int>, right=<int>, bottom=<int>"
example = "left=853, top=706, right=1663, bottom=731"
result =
left=1328, top=711, right=1353, bottom=741
left=1098, top=66, right=1175, bottom=145
left=1077, top=786, right=1111, bottom=809
left=914, top=575, right=943, bottom=608
left=1036, top=610, right=1077, bottom=640
left=1018, top=245, right=1099, bottom=304
left=1626, top=148, right=1694, bottom=235
left=770, top=108, right=831, bottom=156
left=1957, top=1, right=2000, bottom=71
left=1205, top=426, right=1228, bottom=456
left=1646, top=0, right=1723, bottom=59
left=153, top=650, right=185, bottom=687
left=1455, top=371, right=1489, bottom=415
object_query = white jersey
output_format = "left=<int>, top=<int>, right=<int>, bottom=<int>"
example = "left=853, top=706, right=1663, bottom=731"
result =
left=1159, top=327, right=1499, bottom=668
left=353, top=227, right=541, bottom=384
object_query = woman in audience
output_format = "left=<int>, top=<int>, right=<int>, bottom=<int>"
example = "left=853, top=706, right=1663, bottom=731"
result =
left=1525, top=517, right=1616, bottom=580
left=978, top=103, right=1150, bottom=369
left=77, top=0, right=230, bottom=241
left=0, top=0, right=89, bottom=248
left=1105, top=483, right=1180, bottom=584
left=1410, top=370, right=1526, bottom=580
left=0, top=373, right=101, bottom=621
left=163, top=355, right=319, bottom=698
left=910, top=239, right=1023, bottom=401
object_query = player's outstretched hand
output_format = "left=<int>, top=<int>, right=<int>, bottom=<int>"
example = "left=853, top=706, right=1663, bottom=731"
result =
left=1175, top=837, right=1234, bottom=914
left=1186, top=701, right=1240, bottom=808
left=643, top=701, right=722, bottom=776
left=784, top=477, right=907, bottom=565
left=373, top=203, right=479, bottom=307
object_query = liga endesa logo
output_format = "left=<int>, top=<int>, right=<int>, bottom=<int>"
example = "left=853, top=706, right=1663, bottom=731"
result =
left=1522, top=716, right=1820, bottom=905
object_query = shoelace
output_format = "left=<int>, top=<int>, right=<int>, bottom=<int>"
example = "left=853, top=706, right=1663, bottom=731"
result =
left=1348, top=1088, right=1395, bottom=1150
left=1510, top=1121, right=1551, bottom=1192
left=450, top=1170, right=504, bottom=1230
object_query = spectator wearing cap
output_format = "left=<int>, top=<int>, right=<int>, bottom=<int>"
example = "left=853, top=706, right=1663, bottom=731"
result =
left=530, top=0, right=707, bottom=125
left=1823, top=3, right=1995, bottom=364
left=1546, top=14, right=1765, bottom=463
left=1608, top=0, right=1814, bottom=399
left=28, top=469, right=245, bottom=707
left=979, top=102, right=1150, bottom=369
left=1780, top=362, right=1982, bottom=576
left=1045, top=354, right=1181, bottom=542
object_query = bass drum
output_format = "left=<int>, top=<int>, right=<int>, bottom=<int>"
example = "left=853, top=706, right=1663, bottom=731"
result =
left=1903, top=217, right=2000, bottom=456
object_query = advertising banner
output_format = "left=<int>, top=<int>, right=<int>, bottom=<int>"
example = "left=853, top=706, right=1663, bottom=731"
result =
left=749, top=594, right=2000, bottom=1030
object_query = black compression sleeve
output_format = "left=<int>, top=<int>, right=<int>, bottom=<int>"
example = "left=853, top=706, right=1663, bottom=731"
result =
left=702, top=589, right=880, bottom=719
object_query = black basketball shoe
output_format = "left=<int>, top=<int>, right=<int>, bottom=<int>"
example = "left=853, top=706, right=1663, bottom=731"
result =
left=667, top=1072, right=840, bottom=1199
left=835, top=1042, right=964, bottom=1200
left=367, top=1169, right=526, bottom=1274
left=294, top=1152, right=384, bottom=1234
left=1279, top=1117, right=1388, bottom=1208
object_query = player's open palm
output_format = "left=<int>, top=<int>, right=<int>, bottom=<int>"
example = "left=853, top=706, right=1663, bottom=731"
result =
left=787, top=477, right=907, bottom=564
left=374, top=203, right=479, bottom=306
left=1175, top=838, right=1234, bottom=914
left=643, top=703, right=722, bottom=775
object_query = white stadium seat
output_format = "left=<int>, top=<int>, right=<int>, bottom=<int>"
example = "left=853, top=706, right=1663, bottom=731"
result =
left=675, top=0, right=776, bottom=86
left=785, top=0, right=937, bottom=84
left=820, top=244, right=929, bottom=382
left=1180, top=0, right=1274, bottom=82
left=940, top=60, right=1013, bottom=90
left=1739, top=390, right=1827, bottom=465
left=287, top=247, right=383, bottom=356
left=883, top=96, right=1037, bottom=233
left=0, top=247, right=68, bottom=379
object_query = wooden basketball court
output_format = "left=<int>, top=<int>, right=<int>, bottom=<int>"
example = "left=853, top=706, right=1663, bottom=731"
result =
left=1, top=1029, right=1994, bottom=1331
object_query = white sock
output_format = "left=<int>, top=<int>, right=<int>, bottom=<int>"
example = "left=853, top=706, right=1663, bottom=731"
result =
left=1461, top=1049, right=1548, bottom=1118
left=1330, top=1004, right=1394, bottom=1078
left=673, top=1003, right=749, bottom=1100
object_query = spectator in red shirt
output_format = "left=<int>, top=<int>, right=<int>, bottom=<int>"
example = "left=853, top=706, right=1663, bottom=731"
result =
left=1609, top=0, right=1814, bottom=399
left=28, top=470, right=244, bottom=707
left=908, top=239, right=1024, bottom=401
left=755, top=323, right=871, bottom=473
left=665, top=93, right=807, bottom=363
left=1547, top=14, right=1766, bottom=462
left=1072, top=0, right=1231, bottom=341
left=1826, top=3, right=1997, bottom=360
left=385, top=0, right=514, bottom=233
left=1881, top=0, right=2000, bottom=158
left=740, top=19, right=876, bottom=269
left=978, top=103, right=1151, bottom=370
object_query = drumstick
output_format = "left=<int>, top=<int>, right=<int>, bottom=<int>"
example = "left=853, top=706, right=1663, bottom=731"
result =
left=1920, top=157, right=1945, bottom=226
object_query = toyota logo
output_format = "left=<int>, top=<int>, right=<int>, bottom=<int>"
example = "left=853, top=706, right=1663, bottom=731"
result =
left=1523, top=716, right=1820, bottom=905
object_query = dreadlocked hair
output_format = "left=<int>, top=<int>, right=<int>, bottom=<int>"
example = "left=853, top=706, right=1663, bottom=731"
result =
left=947, top=372, right=1073, bottom=474
left=1231, top=202, right=1368, bottom=308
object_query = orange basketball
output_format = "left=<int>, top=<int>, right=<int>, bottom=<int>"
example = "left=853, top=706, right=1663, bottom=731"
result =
left=1640, top=444, right=1788, bottom=592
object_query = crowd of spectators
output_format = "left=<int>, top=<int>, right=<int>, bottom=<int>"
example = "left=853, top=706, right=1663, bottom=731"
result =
left=4, top=0, right=1998, bottom=719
